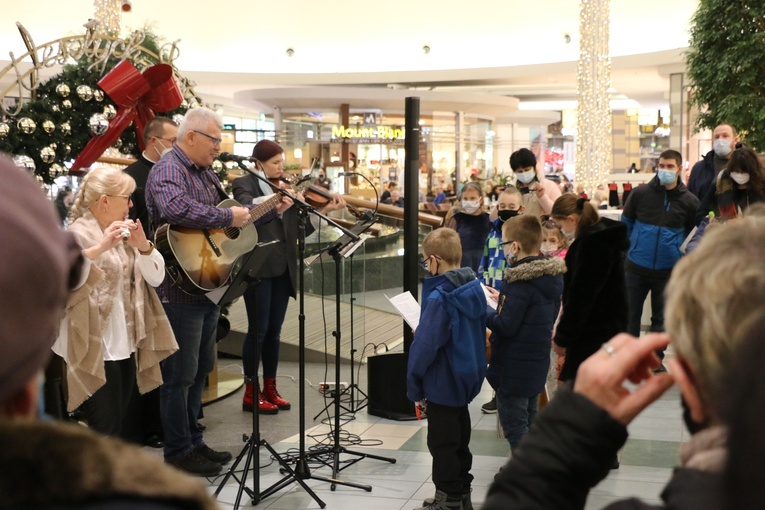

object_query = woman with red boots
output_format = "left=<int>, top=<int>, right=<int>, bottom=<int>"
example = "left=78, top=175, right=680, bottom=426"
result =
left=232, top=140, right=345, bottom=413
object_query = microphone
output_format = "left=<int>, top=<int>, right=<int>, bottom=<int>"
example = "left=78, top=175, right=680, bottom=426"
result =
left=295, top=175, right=313, bottom=185
left=218, top=152, right=256, bottom=163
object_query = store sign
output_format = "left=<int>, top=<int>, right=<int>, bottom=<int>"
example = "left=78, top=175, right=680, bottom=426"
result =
left=331, top=125, right=405, bottom=142
left=363, top=112, right=377, bottom=125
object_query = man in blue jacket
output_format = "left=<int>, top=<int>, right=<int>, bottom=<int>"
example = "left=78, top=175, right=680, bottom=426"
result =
left=622, top=149, right=699, bottom=368
left=407, top=228, right=488, bottom=510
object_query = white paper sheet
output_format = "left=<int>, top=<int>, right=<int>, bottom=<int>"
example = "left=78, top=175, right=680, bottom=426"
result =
left=480, top=282, right=499, bottom=310
left=385, top=291, right=421, bottom=330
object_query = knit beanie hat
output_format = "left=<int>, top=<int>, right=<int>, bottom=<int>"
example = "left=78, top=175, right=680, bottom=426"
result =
left=252, top=140, right=284, bottom=163
left=0, top=155, right=82, bottom=403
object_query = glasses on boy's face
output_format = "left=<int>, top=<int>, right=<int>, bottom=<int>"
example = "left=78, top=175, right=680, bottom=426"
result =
left=419, top=254, right=442, bottom=271
left=498, top=240, right=514, bottom=249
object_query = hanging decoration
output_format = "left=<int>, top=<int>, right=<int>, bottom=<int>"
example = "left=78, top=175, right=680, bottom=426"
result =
left=0, top=20, right=203, bottom=183
left=575, top=0, right=612, bottom=197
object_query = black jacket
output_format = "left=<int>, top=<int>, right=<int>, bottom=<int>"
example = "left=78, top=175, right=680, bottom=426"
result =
left=687, top=150, right=717, bottom=204
left=553, top=217, right=629, bottom=381
left=482, top=387, right=724, bottom=510
left=232, top=175, right=314, bottom=297
left=124, top=154, right=155, bottom=239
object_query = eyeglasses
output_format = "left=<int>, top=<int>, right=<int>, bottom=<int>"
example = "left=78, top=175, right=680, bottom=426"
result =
left=192, top=130, right=222, bottom=146
left=419, top=254, right=442, bottom=271
left=498, top=240, right=514, bottom=249
left=156, top=136, right=177, bottom=144
left=107, top=194, right=133, bottom=203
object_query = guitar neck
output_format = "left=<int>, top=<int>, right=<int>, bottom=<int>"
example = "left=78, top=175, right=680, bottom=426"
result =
left=242, top=193, right=281, bottom=227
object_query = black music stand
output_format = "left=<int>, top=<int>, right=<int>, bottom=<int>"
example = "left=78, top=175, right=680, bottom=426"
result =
left=212, top=241, right=325, bottom=509
left=301, top=215, right=397, bottom=491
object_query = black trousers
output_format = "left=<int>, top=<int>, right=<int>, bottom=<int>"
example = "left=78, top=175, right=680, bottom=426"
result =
left=78, top=355, right=136, bottom=438
left=426, top=402, right=473, bottom=495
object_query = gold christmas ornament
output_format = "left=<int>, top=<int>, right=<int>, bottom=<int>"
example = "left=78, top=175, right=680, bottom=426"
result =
left=62, top=99, right=72, bottom=109
left=102, top=104, right=117, bottom=120
left=77, top=85, right=94, bottom=101
left=93, top=89, right=104, bottom=102
left=40, top=146, right=56, bottom=164
left=51, top=104, right=60, bottom=112
left=50, top=163, right=65, bottom=177
left=64, top=144, right=71, bottom=155
left=88, top=113, right=109, bottom=136
left=17, top=117, right=36, bottom=134
left=60, top=122, right=71, bottom=136
left=55, top=83, right=71, bottom=98
left=42, top=120, right=55, bottom=134
left=0, top=122, right=9, bottom=137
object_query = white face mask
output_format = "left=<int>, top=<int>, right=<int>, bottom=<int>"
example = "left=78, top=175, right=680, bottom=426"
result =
left=461, top=199, right=481, bottom=213
left=503, top=243, right=517, bottom=263
left=540, top=242, right=558, bottom=255
left=154, top=143, right=172, bottom=160
left=516, top=170, right=536, bottom=184
left=730, top=172, right=751, bottom=185
left=713, top=139, right=733, bottom=157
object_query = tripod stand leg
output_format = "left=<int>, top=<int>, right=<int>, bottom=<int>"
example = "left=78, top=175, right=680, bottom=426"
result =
left=259, top=439, right=326, bottom=507
left=213, top=438, right=258, bottom=508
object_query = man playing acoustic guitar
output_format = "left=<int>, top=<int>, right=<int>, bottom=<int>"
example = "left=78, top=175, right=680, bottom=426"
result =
left=146, top=107, right=293, bottom=476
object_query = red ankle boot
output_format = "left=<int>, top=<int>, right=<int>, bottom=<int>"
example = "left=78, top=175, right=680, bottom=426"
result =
left=242, top=381, right=255, bottom=412
left=263, top=377, right=291, bottom=410
left=257, top=388, right=279, bottom=415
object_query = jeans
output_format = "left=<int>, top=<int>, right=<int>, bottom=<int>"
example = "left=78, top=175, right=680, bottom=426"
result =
left=160, top=301, right=219, bottom=460
left=426, top=402, right=473, bottom=496
left=625, top=270, right=668, bottom=360
left=496, top=392, right=539, bottom=451
left=242, top=271, right=291, bottom=379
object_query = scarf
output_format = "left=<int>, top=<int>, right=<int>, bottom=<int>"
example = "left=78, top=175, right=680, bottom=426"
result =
left=63, top=211, right=177, bottom=411
left=680, top=425, right=727, bottom=473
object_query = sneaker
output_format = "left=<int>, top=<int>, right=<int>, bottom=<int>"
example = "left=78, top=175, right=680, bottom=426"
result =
left=195, top=443, right=232, bottom=464
left=416, top=490, right=463, bottom=510
left=481, top=397, right=497, bottom=414
left=168, top=450, right=222, bottom=477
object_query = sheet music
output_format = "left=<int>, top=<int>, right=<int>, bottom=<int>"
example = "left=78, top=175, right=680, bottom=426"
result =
left=385, top=291, right=421, bottom=330
left=480, top=282, right=499, bottom=310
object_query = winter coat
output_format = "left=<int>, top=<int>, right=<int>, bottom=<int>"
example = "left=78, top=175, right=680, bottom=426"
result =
left=486, top=256, right=566, bottom=397
left=0, top=419, right=217, bottom=510
left=407, top=267, right=488, bottom=407
left=482, top=387, right=724, bottom=510
left=553, top=217, right=629, bottom=381
left=622, top=175, right=699, bottom=276
left=688, top=150, right=725, bottom=205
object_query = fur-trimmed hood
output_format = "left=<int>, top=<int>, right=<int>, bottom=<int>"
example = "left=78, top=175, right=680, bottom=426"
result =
left=0, top=420, right=217, bottom=509
left=504, top=255, right=567, bottom=283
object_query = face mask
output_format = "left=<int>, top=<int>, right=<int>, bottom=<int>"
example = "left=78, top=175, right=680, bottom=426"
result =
left=154, top=143, right=172, bottom=160
left=462, top=199, right=481, bottom=213
left=504, top=244, right=517, bottom=264
left=562, top=225, right=576, bottom=242
left=540, top=242, right=558, bottom=255
left=497, top=209, right=519, bottom=223
left=713, top=138, right=733, bottom=157
left=516, top=170, right=536, bottom=184
left=730, top=172, right=750, bottom=185
left=657, top=169, right=677, bottom=186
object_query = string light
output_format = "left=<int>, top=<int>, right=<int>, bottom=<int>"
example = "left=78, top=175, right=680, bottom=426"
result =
left=576, top=0, right=612, bottom=198
left=93, top=0, right=122, bottom=36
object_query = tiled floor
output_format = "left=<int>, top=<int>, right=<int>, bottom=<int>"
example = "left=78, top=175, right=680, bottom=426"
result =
left=169, top=354, right=684, bottom=510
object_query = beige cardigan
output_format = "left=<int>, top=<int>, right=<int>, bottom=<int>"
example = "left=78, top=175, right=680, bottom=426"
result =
left=63, top=212, right=177, bottom=411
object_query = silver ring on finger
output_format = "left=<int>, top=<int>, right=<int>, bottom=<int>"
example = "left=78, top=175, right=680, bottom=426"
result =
left=601, top=343, right=617, bottom=357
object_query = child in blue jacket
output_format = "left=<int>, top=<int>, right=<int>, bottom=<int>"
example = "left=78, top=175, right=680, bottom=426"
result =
left=485, top=215, right=565, bottom=451
left=407, top=228, right=488, bottom=510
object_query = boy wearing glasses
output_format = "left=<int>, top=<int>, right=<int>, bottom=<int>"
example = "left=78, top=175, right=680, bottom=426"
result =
left=407, top=228, right=488, bottom=510
left=485, top=215, right=565, bottom=451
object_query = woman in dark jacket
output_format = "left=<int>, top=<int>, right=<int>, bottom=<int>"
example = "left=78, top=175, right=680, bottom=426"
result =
left=550, top=194, right=629, bottom=382
left=694, top=145, right=765, bottom=225
left=232, top=140, right=345, bottom=414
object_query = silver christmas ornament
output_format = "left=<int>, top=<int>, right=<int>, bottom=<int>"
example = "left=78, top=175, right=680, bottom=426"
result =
left=112, top=138, right=122, bottom=149
left=0, top=122, right=9, bottom=137
left=102, top=104, right=117, bottom=120
left=40, top=146, right=56, bottom=164
left=60, top=122, right=71, bottom=136
left=17, top=117, right=36, bottom=134
left=212, top=160, right=223, bottom=172
left=12, top=155, right=35, bottom=173
left=93, top=89, right=104, bottom=102
left=42, top=120, right=55, bottom=134
left=55, top=83, right=71, bottom=98
left=88, top=113, right=109, bottom=136
left=77, top=85, right=94, bottom=101
left=173, top=114, right=184, bottom=125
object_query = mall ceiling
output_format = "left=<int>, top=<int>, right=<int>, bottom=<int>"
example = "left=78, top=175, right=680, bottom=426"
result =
left=1, top=0, right=699, bottom=119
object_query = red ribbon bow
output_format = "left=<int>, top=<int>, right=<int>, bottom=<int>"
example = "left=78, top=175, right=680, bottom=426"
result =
left=71, top=60, right=183, bottom=170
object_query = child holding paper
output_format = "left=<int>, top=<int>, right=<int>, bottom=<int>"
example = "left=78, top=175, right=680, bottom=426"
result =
left=485, top=215, right=565, bottom=451
left=407, top=228, right=488, bottom=510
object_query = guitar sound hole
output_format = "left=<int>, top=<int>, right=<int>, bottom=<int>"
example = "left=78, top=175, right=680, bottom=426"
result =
left=224, top=228, right=240, bottom=239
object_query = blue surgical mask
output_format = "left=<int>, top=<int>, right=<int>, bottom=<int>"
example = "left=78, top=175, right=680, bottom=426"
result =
left=713, top=139, right=732, bottom=157
left=516, top=170, right=536, bottom=184
left=657, top=169, right=677, bottom=186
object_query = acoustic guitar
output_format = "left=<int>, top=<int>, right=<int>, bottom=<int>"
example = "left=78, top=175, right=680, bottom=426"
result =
left=155, top=193, right=282, bottom=295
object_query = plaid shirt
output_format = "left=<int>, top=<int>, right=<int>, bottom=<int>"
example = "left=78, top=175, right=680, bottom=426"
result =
left=477, top=219, right=507, bottom=290
left=146, top=145, right=276, bottom=303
